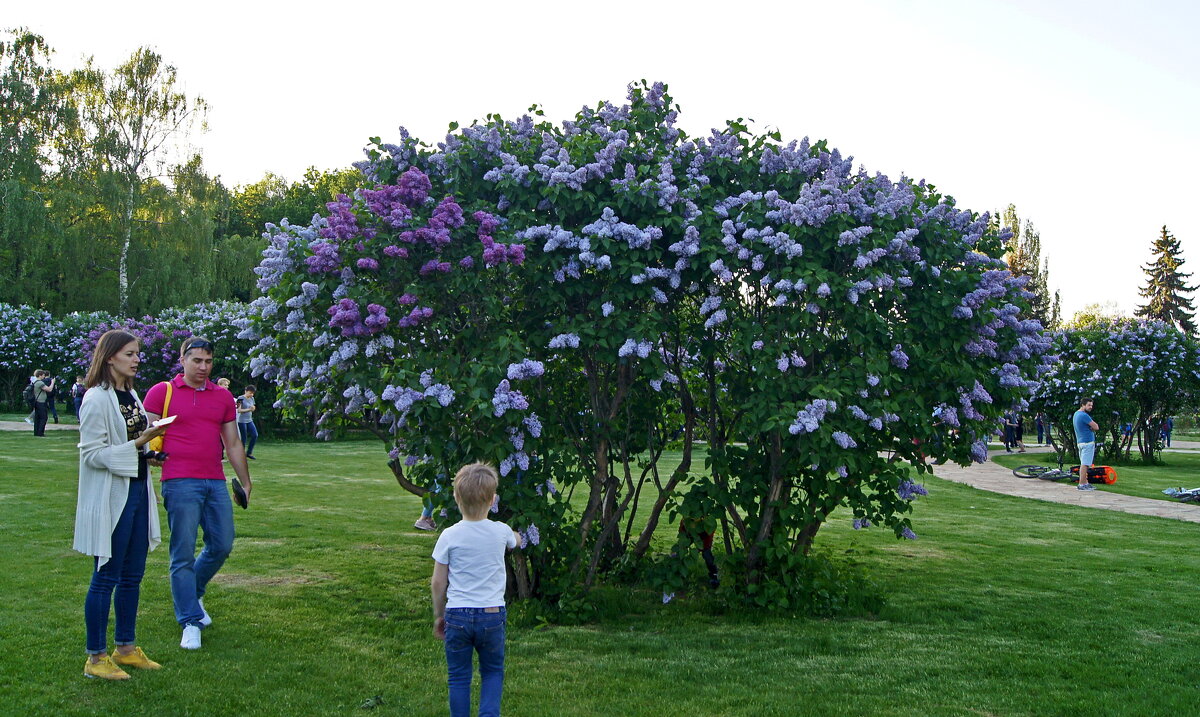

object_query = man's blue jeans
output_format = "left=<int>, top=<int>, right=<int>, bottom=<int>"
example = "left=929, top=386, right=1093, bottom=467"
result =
left=85, top=478, right=148, bottom=653
left=162, top=478, right=234, bottom=627
left=444, top=607, right=507, bottom=717
left=238, top=421, right=258, bottom=456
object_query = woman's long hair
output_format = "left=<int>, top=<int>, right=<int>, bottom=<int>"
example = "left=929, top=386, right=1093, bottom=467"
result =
left=85, top=330, right=141, bottom=390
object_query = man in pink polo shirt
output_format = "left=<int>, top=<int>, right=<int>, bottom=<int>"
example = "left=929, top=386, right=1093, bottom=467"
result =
left=144, top=336, right=252, bottom=651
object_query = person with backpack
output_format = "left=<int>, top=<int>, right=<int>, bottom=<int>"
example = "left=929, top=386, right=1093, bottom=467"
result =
left=31, top=370, right=56, bottom=437
left=71, top=376, right=87, bottom=416
left=22, top=374, right=37, bottom=424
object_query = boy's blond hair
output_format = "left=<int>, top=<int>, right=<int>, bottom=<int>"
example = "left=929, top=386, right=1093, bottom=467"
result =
left=453, top=462, right=498, bottom=519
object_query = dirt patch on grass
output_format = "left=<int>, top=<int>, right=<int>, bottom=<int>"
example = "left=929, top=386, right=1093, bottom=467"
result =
left=353, top=543, right=400, bottom=551
left=237, top=538, right=286, bottom=548
left=212, top=571, right=334, bottom=588
left=878, top=543, right=957, bottom=560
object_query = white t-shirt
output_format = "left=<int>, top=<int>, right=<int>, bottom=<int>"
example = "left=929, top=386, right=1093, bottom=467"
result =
left=432, top=518, right=518, bottom=609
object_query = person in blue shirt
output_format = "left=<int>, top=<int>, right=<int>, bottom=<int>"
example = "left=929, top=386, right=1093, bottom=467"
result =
left=1072, top=398, right=1100, bottom=492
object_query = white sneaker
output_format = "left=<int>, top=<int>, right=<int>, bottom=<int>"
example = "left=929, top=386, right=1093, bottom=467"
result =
left=198, top=598, right=213, bottom=627
left=180, top=624, right=202, bottom=650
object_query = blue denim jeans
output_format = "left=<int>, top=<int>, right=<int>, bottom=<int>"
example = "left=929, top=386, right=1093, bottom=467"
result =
left=238, top=421, right=258, bottom=456
left=444, top=607, right=507, bottom=717
left=162, top=478, right=234, bottom=627
left=85, top=478, right=149, bottom=653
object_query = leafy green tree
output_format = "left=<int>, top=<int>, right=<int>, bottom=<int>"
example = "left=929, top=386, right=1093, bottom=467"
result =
left=224, top=167, right=363, bottom=239
left=1063, top=301, right=1123, bottom=330
left=76, top=47, right=207, bottom=314
left=1135, top=225, right=1196, bottom=334
left=0, top=29, right=75, bottom=309
left=1000, top=204, right=1056, bottom=327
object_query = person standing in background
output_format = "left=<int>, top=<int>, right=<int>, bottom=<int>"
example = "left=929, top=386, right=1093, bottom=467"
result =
left=1073, top=398, right=1100, bottom=492
left=236, top=385, right=258, bottom=460
left=46, top=374, right=61, bottom=424
left=72, top=376, right=88, bottom=416
left=31, top=370, right=55, bottom=436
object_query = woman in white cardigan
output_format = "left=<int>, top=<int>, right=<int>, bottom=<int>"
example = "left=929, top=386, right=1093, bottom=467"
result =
left=75, top=330, right=168, bottom=680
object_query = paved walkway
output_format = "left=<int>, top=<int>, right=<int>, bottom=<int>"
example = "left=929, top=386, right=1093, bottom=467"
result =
left=0, top=420, right=77, bottom=432
left=934, top=444, right=1200, bottom=524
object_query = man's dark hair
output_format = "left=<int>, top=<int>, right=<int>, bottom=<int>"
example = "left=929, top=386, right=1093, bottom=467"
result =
left=180, top=336, right=214, bottom=357
left=1080, top=397, right=1093, bottom=407
left=244, top=385, right=256, bottom=393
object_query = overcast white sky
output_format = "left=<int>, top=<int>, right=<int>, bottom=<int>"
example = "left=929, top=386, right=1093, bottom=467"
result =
left=12, top=0, right=1200, bottom=319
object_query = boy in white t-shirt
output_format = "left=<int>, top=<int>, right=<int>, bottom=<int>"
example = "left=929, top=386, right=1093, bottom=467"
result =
left=431, top=463, right=520, bottom=717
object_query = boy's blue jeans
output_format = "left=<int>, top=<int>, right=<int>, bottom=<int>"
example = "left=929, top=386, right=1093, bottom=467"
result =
left=238, top=421, right=258, bottom=456
left=444, top=607, right=506, bottom=717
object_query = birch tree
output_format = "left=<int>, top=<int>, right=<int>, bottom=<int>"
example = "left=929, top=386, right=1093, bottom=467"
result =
left=79, top=47, right=206, bottom=314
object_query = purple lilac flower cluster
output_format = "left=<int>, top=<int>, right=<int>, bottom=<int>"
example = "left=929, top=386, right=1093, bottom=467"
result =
left=492, top=379, right=530, bottom=417
left=548, top=333, right=581, bottom=350
left=360, top=184, right=414, bottom=229
left=476, top=211, right=525, bottom=267
left=507, top=359, right=545, bottom=380
left=320, top=194, right=367, bottom=241
left=789, top=399, right=835, bottom=435
left=896, top=479, right=929, bottom=501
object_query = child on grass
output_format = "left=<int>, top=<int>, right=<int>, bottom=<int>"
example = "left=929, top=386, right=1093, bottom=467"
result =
left=431, top=463, right=520, bottom=717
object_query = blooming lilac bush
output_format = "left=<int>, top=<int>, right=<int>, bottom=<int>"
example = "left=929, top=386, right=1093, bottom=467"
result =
left=0, top=304, right=115, bottom=404
left=1031, top=318, right=1200, bottom=462
left=245, top=82, right=1049, bottom=607
left=0, top=301, right=257, bottom=411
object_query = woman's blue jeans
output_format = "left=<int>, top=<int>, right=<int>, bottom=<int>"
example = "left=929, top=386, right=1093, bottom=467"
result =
left=444, top=607, right=507, bottom=717
left=85, top=478, right=149, bottom=654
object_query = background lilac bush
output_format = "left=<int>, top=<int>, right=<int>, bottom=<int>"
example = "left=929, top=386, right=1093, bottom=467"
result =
left=240, top=82, right=1051, bottom=607
left=2, top=301, right=260, bottom=415
left=1031, top=317, right=1200, bottom=462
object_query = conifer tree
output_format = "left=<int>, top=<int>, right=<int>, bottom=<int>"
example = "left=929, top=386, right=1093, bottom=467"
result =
left=1135, top=226, right=1196, bottom=333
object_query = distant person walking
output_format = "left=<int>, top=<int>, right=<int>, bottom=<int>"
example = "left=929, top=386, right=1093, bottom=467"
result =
left=144, top=337, right=252, bottom=651
left=1163, top=417, right=1174, bottom=448
left=235, top=385, right=258, bottom=460
left=75, top=329, right=169, bottom=680
left=1035, top=412, right=1045, bottom=445
left=31, top=370, right=55, bottom=436
left=1002, top=411, right=1018, bottom=453
left=1073, top=398, right=1100, bottom=492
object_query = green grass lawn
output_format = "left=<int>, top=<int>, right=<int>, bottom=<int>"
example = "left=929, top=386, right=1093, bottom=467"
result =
left=992, top=450, right=1200, bottom=502
left=4, top=430, right=1200, bottom=716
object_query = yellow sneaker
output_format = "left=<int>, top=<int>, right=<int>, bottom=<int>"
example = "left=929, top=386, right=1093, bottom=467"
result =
left=112, top=646, right=162, bottom=670
left=83, top=655, right=131, bottom=680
